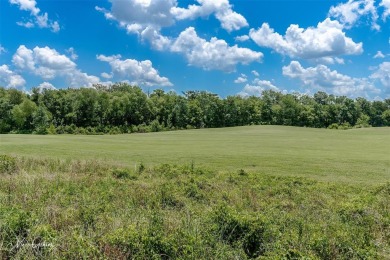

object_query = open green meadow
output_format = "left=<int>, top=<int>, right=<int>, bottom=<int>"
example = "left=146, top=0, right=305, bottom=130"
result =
left=1, top=126, right=390, bottom=259
left=1, top=125, right=390, bottom=184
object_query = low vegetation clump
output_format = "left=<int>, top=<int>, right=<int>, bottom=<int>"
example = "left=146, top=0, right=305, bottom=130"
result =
left=0, top=156, right=389, bottom=259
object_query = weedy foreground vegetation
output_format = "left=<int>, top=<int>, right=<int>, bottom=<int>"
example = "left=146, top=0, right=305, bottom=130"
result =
left=1, top=126, right=390, bottom=259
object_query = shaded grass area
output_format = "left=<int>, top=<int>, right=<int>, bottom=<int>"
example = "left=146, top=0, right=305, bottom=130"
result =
left=1, top=126, right=390, bottom=184
left=1, top=156, right=390, bottom=259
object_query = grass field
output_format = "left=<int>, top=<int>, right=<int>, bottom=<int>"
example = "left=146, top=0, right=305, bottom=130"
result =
left=1, top=125, right=389, bottom=184
left=1, top=126, right=390, bottom=259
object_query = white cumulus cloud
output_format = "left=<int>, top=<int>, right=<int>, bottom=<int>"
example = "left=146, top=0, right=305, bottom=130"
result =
left=249, top=18, right=363, bottom=60
left=36, top=82, right=57, bottom=92
left=0, top=64, right=26, bottom=89
left=238, top=78, right=280, bottom=97
left=96, top=0, right=248, bottom=49
left=328, top=0, right=379, bottom=30
left=12, top=45, right=99, bottom=87
left=282, top=61, right=379, bottom=98
left=380, top=0, right=390, bottom=20
left=66, top=47, right=78, bottom=60
left=171, top=27, right=262, bottom=72
left=235, top=35, right=249, bottom=42
left=172, top=0, right=248, bottom=32
left=234, top=73, right=247, bottom=83
left=10, top=0, right=60, bottom=32
left=251, top=70, right=259, bottom=77
left=374, top=51, right=385, bottom=58
left=95, top=0, right=176, bottom=49
left=371, top=62, right=390, bottom=89
left=97, top=54, right=172, bottom=87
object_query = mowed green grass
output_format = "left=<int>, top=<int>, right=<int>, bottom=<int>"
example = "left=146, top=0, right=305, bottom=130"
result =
left=1, top=125, right=389, bottom=184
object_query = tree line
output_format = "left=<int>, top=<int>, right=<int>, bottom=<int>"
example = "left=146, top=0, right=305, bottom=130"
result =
left=1, top=83, right=390, bottom=134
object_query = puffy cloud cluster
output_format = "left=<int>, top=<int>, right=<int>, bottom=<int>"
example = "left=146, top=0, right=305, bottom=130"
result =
left=171, top=27, right=262, bottom=72
left=328, top=0, right=379, bottom=30
left=96, top=0, right=248, bottom=52
left=97, top=54, right=172, bottom=87
left=10, top=0, right=60, bottom=32
left=249, top=18, right=363, bottom=61
left=172, top=0, right=248, bottom=32
left=36, top=82, right=57, bottom=92
left=12, top=45, right=99, bottom=87
left=96, top=0, right=177, bottom=50
left=371, top=62, right=390, bottom=88
left=381, top=0, right=390, bottom=20
left=235, top=35, right=249, bottom=42
left=66, top=47, right=78, bottom=60
left=234, top=74, right=247, bottom=83
left=0, top=65, right=26, bottom=88
left=238, top=78, right=280, bottom=97
left=282, top=61, right=379, bottom=98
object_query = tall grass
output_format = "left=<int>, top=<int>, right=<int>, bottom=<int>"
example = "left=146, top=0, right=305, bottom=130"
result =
left=1, top=155, right=390, bottom=259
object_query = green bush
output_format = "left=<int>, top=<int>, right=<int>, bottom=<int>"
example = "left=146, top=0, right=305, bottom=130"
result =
left=212, top=205, right=268, bottom=258
left=46, top=124, right=57, bottom=135
left=0, top=154, right=17, bottom=174
left=112, top=168, right=137, bottom=180
left=327, top=123, right=339, bottom=129
left=0, top=207, right=32, bottom=257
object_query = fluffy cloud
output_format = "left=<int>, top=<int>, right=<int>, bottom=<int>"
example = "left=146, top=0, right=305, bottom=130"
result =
left=171, top=27, right=262, bottom=72
left=235, top=35, right=249, bottom=42
left=328, top=0, right=379, bottom=30
left=234, top=74, right=247, bottom=83
left=97, top=54, right=172, bottom=87
left=96, top=0, right=176, bottom=49
left=140, top=27, right=172, bottom=50
left=251, top=70, right=259, bottom=77
left=374, top=51, right=385, bottom=58
left=101, top=72, right=113, bottom=79
left=282, top=61, right=379, bottom=98
left=314, top=57, right=345, bottom=65
left=36, top=82, right=57, bottom=92
left=172, top=0, right=248, bottom=32
left=238, top=78, right=280, bottom=97
left=371, top=62, right=390, bottom=88
left=0, top=65, right=26, bottom=88
left=249, top=18, right=363, bottom=60
left=66, top=47, right=78, bottom=60
left=12, top=45, right=99, bottom=87
left=96, top=0, right=247, bottom=49
left=380, top=0, right=390, bottom=20
left=10, top=0, right=60, bottom=32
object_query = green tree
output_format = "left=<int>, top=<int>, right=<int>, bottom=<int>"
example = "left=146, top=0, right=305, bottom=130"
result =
left=11, top=99, right=37, bottom=132
left=32, top=106, right=52, bottom=134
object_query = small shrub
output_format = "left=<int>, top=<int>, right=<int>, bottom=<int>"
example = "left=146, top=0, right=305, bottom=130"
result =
left=339, top=122, right=352, bottom=130
left=327, top=123, right=339, bottom=129
left=0, top=207, right=32, bottom=257
left=138, top=162, right=145, bottom=174
left=0, top=154, right=17, bottom=174
left=185, top=182, right=204, bottom=201
left=238, top=169, right=247, bottom=176
left=112, top=168, right=137, bottom=180
left=109, top=126, right=122, bottom=135
left=150, top=119, right=162, bottom=132
left=212, top=205, right=268, bottom=258
left=46, top=124, right=57, bottom=135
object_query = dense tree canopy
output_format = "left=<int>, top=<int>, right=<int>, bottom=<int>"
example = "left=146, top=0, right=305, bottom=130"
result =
left=1, top=83, right=389, bottom=134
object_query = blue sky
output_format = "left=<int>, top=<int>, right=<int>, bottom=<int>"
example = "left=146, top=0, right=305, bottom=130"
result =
left=1, top=0, right=389, bottom=99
